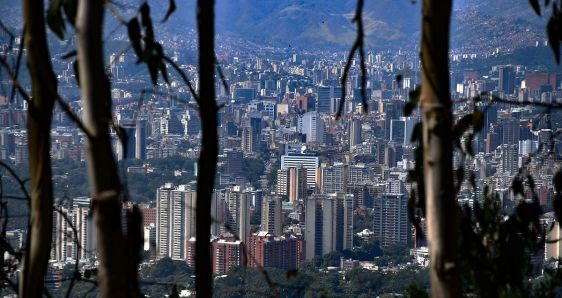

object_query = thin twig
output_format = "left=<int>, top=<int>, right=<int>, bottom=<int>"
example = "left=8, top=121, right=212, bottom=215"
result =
left=337, top=0, right=367, bottom=119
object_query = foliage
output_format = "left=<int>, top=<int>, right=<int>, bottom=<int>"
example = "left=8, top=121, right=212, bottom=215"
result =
left=242, top=158, right=265, bottom=188
left=213, top=266, right=429, bottom=298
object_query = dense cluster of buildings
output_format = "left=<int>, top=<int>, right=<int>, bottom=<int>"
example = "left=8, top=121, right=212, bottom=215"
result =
left=1, top=31, right=562, bottom=278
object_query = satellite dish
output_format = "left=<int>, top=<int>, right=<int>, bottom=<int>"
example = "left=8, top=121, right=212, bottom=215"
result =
left=301, top=145, right=307, bottom=153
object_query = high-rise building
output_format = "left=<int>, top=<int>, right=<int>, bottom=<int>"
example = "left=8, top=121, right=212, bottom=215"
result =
left=390, top=117, right=416, bottom=146
left=281, top=152, right=319, bottom=189
left=348, top=164, right=371, bottom=184
left=261, top=196, right=282, bottom=236
left=298, top=112, right=325, bottom=144
left=321, top=163, right=348, bottom=194
left=498, top=65, right=515, bottom=95
left=241, top=117, right=262, bottom=154
left=225, top=186, right=251, bottom=244
left=305, top=193, right=353, bottom=259
left=118, top=117, right=147, bottom=160
left=276, top=168, right=289, bottom=197
left=289, top=167, right=308, bottom=203
left=156, top=183, right=197, bottom=260
left=316, top=86, right=332, bottom=114
left=72, top=197, right=96, bottom=261
left=499, top=144, right=519, bottom=174
left=349, top=118, right=362, bottom=149
left=373, top=193, right=410, bottom=246
left=211, top=190, right=226, bottom=237
left=501, top=118, right=520, bottom=146
left=212, top=234, right=245, bottom=275
left=51, top=206, right=72, bottom=262
left=247, top=232, right=305, bottom=270
left=226, top=149, right=243, bottom=177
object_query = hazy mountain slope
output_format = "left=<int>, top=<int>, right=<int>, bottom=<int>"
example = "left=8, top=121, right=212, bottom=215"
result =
left=0, top=0, right=549, bottom=51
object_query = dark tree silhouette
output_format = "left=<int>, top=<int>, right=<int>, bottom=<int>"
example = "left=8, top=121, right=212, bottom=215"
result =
left=194, top=0, right=218, bottom=296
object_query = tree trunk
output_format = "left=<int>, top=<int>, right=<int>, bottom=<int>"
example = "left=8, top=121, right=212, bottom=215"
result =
left=195, top=0, right=217, bottom=296
left=75, top=1, right=127, bottom=296
left=19, top=0, right=56, bottom=295
left=420, top=0, right=460, bottom=296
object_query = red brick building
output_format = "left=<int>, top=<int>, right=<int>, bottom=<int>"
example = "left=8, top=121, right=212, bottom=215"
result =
left=212, top=234, right=246, bottom=275
left=247, top=232, right=305, bottom=270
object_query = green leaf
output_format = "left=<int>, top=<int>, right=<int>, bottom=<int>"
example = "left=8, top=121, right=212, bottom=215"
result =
left=61, top=50, right=77, bottom=60
left=512, top=176, right=524, bottom=197
left=47, top=0, right=66, bottom=39
left=529, top=0, right=541, bottom=16
left=465, top=134, right=474, bottom=156
left=63, top=0, right=77, bottom=26
left=162, top=0, right=176, bottom=23
left=140, top=2, right=154, bottom=41
left=472, top=108, right=484, bottom=133
left=127, top=19, right=143, bottom=59
left=148, top=58, right=159, bottom=85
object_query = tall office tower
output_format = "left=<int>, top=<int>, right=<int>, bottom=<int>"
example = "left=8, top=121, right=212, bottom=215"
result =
left=186, top=108, right=201, bottom=135
left=349, top=118, right=362, bottom=150
left=289, top=166, right=308, bottom=203
left=248, top=188, right=264, bottom=219
left=225, top=186, right=251, bottom=244
left=348, top=164, right=371, bottom=184
left=498, top=65, right=515, bottom=95
left=373, top=193, right=410, bottom=246
left=501, top=118, right=521, bottom=146
left=241, top=126, right=255, bottom=153
left=390, top=117, right=416, bottom=146
left=212, top=234, right=246, bottom=275
left=499, top=144, right=519, bottom=174
left=276, top=168, right=289, bottom=197
left=135, top=117, right=147, bottom=159
left=298, top=112, right=325, bottom=144
left=72, top=197, right=96, bottom=260
left=248, top=232, right=305, bottom=270
left=321, top=163, right=348, bottom=194
left=118, top=117, right=147, bottom=160
left=0, top=129, right=15, bottom=160
left=261, top=195, right=282, bottom=236
left=305, top=193, right=353, bottom=259
left=226, top=149, right=243, bottom=177
left=51, top=206, right=72, bottom=262
left=384, top=142, right=403, bottom=168
left=316, top=86, right=332, bottom=114
left=211, top=190, right=226, bottom=237
left=346, top=182, right=371, bottom=209
left=281, top=152, right=319, bottom=190
left=156, top=183, right=197, bottom=260
left=241, top=117, right=262, bottom=154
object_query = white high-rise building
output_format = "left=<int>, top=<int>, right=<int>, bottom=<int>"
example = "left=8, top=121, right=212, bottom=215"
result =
left=281, top=152, right=319, bottom=189
left=321, top=163, right=348, bottom=194
left=156, top=183, right=197, bottom=260
left=72, top=197, right=96, bottom=261
left=298, top=112, right=325, bottom=144
left=51, top=206, right=73, bottom=262
left=305, top=193, right=353, bottom=259
left=349, top=118, right=362, bottom=149
left=225, top=186, right=251, bottom=244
